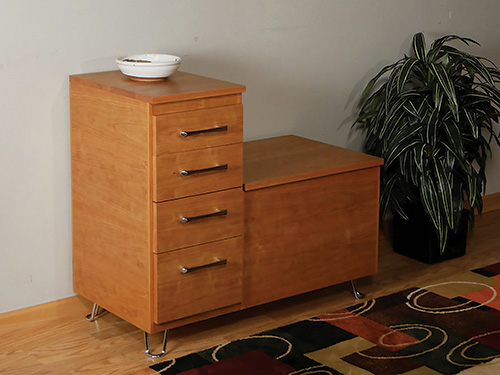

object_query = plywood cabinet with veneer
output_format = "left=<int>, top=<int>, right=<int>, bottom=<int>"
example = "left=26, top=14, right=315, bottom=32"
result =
left=242, top=136, right=383, bottom=309
left=71, top=71, right=383, bottom=354
left=71, top=70, right=245, bottom=335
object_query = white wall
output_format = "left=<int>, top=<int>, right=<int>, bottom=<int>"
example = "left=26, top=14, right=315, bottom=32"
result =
left=1, top=0, right=500, bottom=314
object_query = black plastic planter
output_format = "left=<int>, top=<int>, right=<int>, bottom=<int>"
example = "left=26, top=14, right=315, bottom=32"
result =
left=392, top=203, right=469, bottom=264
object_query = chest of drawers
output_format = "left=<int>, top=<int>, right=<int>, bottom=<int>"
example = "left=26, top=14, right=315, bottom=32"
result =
left=70, top=71, right=246, bottom=334
left=70, top=71, right=383, bottom=338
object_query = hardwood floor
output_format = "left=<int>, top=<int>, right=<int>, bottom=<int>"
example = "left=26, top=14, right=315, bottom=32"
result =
left=1, top=209, right=500, bottom=375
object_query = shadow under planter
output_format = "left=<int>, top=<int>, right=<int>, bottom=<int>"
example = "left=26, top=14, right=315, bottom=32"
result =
left=392, top=203, right=469, bottom=264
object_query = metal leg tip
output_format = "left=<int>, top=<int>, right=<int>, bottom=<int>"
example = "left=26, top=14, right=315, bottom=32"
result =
left=86, top=304, right=104, bottom=322
left=354, top=290, right=365, bottom=300
left=350, top=280, right=365, bottom=300
left=144, top=330, right=168, bottom=358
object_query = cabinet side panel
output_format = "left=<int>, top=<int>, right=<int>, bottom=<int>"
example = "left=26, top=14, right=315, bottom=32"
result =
left=243, top=167, right=380, bottom=308
left=70, top=81, right=151, bottom=331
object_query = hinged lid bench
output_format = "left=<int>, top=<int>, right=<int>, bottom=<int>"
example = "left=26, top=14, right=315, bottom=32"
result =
left=242, top=135, right=384, bottom=308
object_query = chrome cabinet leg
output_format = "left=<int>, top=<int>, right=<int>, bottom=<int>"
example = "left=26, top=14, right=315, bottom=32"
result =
left=86, top=303, right=105, bottom=322
left=144, top=330, right=168, bottom=358
left=351, top=280, right=365, bottom=300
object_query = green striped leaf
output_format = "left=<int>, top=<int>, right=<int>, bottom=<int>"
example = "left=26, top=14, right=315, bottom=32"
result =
left=359, top=62, right=398, bottom=104
left=441, top=142, right=472, bottom=175
left=420, top=172, right=449, bottom=253
left=488, top=67, right=500, bottom=82
left=414, top=143, right=429, bottom=172
left=464, top=55, right=495, bottom=85
left=433, top=159, right=454, bottom=229
left=466, top=174, right=478, bottom=208
left=385, top=123, right=422, bottom=167
left=412, top=32, right=427, bottom=61
left=382, top=99, right=411, bottom=136
left=425, top=34, right=476, bottom=64
left=379, top=174, right=400, bottom=224
left=430, top=63, right=459, bottom=120
left=425, top=107, right=440, bottom=145
left=403, top=101, right=419, bottom=119
left=476, top=83, right=500, bottom=107
left=420, top=173, right=440, bottom=228
left=441, top=46, right=495, bottom=85
left=443, top=120, right=464, bottom=157
left=432, top=80, right=444, bottom=112
left=463, top=108, right=479, bottom=138
left=397, top=58, right=420, bottom=93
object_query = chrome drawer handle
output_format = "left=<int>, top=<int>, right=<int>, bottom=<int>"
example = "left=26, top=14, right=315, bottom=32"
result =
left=181, top=259, right=227, bottom=274
left=180, top=125, right=228, bottom=138
left=180, top=209, right=227, bottom=224
left=180, top=164, right=228, bottom=176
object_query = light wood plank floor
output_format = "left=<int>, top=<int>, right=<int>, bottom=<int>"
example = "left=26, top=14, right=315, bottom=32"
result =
left=1, top=210, right=500, bottom=375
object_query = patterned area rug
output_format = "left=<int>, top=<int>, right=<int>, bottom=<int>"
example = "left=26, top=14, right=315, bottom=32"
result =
left=150, top=262, right=500, bottom=375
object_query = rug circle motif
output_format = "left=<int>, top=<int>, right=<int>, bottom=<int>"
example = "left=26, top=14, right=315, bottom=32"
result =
left=378, top=327, right=432, bottom=349
left=357, top=323, right=448, bottom=360
left=446, top=329, right=500, bottom=366
left=211, top=334, right=292, bottom=362
left=288, top=366, right=335, bottom=375
left=154, top=359, right=176, bottom=371
left=308, top=299, right=376, bottom=322
left=406, top=281, right=497, bottom=314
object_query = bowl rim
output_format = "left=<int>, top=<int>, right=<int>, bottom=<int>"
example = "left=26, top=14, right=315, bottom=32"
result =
left=116, top=53, right=182, bottom=66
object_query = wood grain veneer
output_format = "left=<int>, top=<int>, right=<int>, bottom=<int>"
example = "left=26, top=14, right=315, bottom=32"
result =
left=154, top=188, right=243, bottom=253
left=242, top=135, right=383, bottom=307
left=71, top=70, right=245, bottom=105
left=71, top=70, right=246, bottom=335
left=154, top=143, right=243, bottom=201
left=243, top=158, right=381, bottom=307
left=70, top=79, right=152, bottom=332
left=479, top=191, right=500, bottom=214
left=243, top=135, right=383, bottom=191
left=154, top=236, right=243, bottom=323
left=153, top=105, right=243, bottom=154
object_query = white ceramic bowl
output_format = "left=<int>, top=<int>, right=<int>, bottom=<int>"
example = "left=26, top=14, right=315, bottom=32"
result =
left=115, top=54, right=182, bottom=80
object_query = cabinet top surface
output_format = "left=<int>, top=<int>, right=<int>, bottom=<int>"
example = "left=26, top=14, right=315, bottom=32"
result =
left=243, top=135, right=384, bottom=191
left=70, top=70, right=246, bottom=104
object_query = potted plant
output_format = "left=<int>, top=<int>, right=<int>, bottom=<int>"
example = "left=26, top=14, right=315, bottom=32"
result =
left=353, top=32, right=500, bottom=263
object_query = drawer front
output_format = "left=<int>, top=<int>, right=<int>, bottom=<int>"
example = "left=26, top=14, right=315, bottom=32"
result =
left=154, top=188, right=243, bottom=253
left=154, top=143, right=243, bottom=201
left=154, top=105, right=243, bottom=155
left=154, top=236, right=243, bottom=324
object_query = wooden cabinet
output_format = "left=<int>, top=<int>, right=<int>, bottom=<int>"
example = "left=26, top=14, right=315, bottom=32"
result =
left=70, top=71, right=383, bottom=335
left=242, top=135, right=382, bottom=308
left=70, top=71, right=245, bottom=334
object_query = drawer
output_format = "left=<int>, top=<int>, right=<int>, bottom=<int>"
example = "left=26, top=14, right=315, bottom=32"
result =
left=153, top=105, right=243, bottom=154
left=154, top=188, right=243, bottom=253
left=154, top=236, right=243, bottom=324
left=154, top=143, right=243, bottom=201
